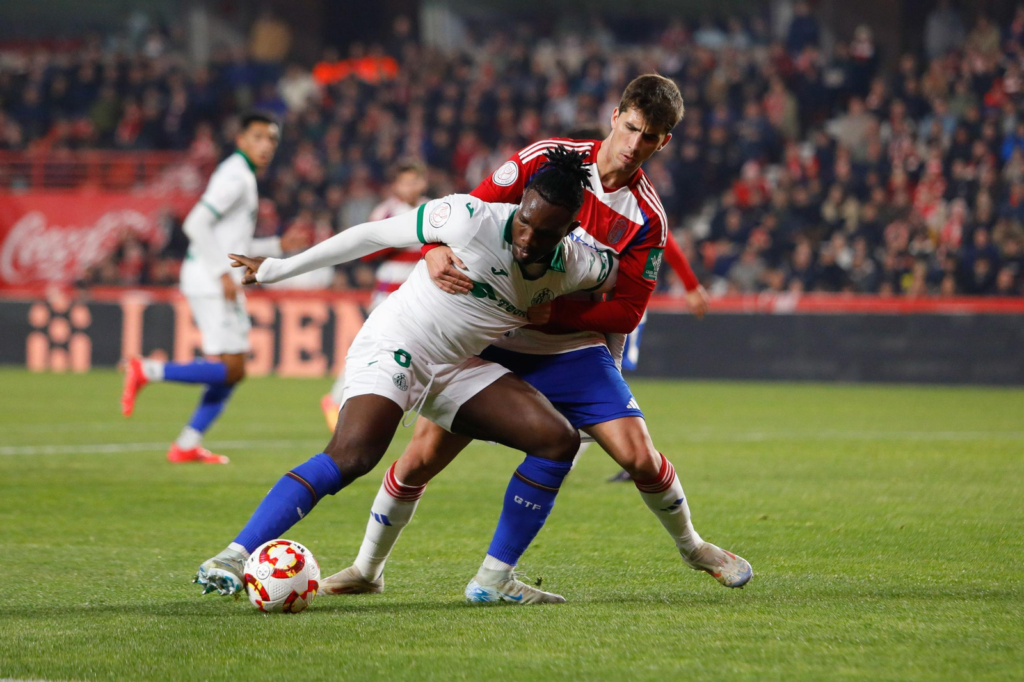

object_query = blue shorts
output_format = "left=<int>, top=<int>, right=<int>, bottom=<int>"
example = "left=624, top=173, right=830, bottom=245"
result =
left=478, top=345, right=644, bottom=429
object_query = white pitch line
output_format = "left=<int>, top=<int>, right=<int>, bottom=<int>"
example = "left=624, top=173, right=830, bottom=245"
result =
left=0, top=439, right=326, bottom=456
left=668, top=430, right=1024, bottom=443
left=2, top=431, right=1023, bottom=457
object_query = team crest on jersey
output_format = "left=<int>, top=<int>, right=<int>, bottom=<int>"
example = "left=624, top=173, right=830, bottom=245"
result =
left=392, top=373, right=409, bottom=391
left=493, top=161, right=519, bottom=187
left=607, top=217, right=629, bottom=245
left=531, top=288, right=554, bottom=306
left=429, top=202, right=452, bottom=228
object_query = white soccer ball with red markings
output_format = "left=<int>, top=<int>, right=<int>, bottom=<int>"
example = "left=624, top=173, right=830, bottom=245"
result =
left=243, top=539, right=320, bottom=613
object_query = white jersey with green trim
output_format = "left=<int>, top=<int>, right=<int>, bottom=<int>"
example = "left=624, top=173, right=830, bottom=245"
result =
left=180, top=151, right=259, bottom=296
left=255, top=193, right=617, bottom=367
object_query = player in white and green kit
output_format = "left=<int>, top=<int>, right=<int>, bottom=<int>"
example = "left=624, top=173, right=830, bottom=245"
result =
left=121, top=113, right=281, bottom=464
left=196, top=148, right=617, bottom=603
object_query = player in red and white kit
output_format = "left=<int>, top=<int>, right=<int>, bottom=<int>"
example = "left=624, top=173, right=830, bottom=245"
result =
left=322, top=76, right=751, bottom=602
left=320, top=160, right=428, bottom=431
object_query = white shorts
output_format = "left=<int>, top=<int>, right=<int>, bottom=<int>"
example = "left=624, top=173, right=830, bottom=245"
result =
left=339, top=325, right=510, bottom=432
left=187, top=294, right=252, bottom=356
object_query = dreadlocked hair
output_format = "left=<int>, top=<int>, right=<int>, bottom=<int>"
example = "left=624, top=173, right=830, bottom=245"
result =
left=526, top=145, right=591, bottom=214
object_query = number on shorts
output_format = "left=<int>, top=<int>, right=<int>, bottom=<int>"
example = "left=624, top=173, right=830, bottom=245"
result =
left=393, top=349, right=412, bottom=367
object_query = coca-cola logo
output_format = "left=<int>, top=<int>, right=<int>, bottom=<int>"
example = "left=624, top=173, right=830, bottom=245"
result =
left=1, top=209, right=161, bottom=284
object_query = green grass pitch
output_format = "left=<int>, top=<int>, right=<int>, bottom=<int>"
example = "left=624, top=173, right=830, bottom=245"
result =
left=0, top=368, right=1021, bottom=681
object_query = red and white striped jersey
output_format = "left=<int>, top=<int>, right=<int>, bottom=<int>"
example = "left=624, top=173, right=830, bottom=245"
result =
left=471, top=137, right=673, bottom=354
left=366, top=195, right=427, bottom=309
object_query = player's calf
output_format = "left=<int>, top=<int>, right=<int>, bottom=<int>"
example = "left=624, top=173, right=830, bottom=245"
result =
left=634, top=453, right=753, bottom=588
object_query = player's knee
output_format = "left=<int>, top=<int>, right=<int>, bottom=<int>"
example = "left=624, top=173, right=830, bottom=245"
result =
left=222, top=355, right=246, bottom=384
left=619, top=445, right=661, bottom=479
left=534, top=421, right=580, bottom=462
left=323, top=431, right=388, bottom=481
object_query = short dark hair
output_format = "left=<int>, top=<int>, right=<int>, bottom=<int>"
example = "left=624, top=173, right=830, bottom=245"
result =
left=239, top=111, right=278, bottom=131
left=618, top=74, right=684, bottom=134
left=526, top=145, right=591, bottom=215
left=389, top=158, right=427, bottom=181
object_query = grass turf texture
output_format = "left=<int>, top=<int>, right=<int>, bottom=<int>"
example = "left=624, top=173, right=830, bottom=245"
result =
left=0, top=368, right=1021, bottom=681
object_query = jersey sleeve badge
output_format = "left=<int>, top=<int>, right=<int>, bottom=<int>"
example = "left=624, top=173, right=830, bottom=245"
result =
left=492, top=161, right=519, bottom=187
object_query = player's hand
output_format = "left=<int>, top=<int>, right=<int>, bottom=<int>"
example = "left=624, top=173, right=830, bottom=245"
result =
left=221, top=273, right=239, bottom=300
left=685, top=285, right=710, bottom=320
left=527, top=301, right=552, bottom=325
left=425, top=245, right=472, bottom=295
left=229, top=254, right=266, bottom=286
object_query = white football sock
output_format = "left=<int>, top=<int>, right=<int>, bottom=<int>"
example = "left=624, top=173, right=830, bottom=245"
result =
left=635, top=454, right=704, bottom=558
left=227, top=542, right=251, bottom=561
left=352, top=463, right=426, bottom=581
left=141, top=359, right=165, bottom=382
left=175, top=426, right=203, bottom=450
left=481, top=554, right=515, bottom=574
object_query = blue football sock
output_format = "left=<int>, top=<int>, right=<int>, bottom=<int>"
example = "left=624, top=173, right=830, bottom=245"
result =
left=187, top=383, right=235, bottom=433
left=486, top=455, right=574, bottom=566
left=163, top=360, right=228, bottom=384
left=233, top=454, right=345, bottom=554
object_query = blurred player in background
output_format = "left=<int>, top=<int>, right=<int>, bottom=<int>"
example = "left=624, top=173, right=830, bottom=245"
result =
left=120, top=113, right=281, bottom=464
left=320, top=159, right=428, bottom=431
left=323, top=76, right=750, bottom=601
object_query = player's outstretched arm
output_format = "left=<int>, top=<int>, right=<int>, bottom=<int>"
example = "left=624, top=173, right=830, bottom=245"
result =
left=250, top=211, right=423, bottom=284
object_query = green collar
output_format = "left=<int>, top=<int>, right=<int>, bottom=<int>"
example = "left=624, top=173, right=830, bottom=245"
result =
left=503, top=209, right=516, bottom=245
left=504, top=208, right=567, bottom=273
left=549, top=242, right=566, bottom=273
left=234, top=149, right=257, bottom=172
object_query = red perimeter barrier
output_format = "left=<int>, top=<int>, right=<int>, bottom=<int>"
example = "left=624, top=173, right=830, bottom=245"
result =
left=0, top=286, right=1020, bottom=314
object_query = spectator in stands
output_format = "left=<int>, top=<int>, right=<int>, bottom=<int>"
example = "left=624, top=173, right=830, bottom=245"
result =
left=925, top=0, right=966, bottom=60
left=3, top=6, right=1024, bottom=298
left=786, top=1, right=820, bottom=56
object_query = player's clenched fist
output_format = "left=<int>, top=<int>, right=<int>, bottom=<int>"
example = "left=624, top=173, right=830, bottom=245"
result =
left=229, top=254, right=266, bottom=285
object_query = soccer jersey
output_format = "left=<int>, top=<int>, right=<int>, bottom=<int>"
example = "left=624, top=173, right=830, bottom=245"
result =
left=256, top=194, right=616, bottom=367
left=180, top=151, right=259, bottom=296
left=470, top=138, right=669, bottom=355
left=365, top=195, right=426, bottom=308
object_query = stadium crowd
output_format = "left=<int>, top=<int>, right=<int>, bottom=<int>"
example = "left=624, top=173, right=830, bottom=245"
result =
left=1, top=2, right=1023, bottom=296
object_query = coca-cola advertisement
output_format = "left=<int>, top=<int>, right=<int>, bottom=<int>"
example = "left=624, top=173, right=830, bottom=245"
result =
left=0, top=191, right=194, bottom=287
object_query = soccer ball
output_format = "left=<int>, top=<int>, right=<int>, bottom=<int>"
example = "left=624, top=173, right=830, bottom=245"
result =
left=243, top=539, right=320, bottom=613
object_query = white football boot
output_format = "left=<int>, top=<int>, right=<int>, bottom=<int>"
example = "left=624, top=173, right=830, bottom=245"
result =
left=683, top=542, right=753, bottom=588
left=464, top=567, right=566, bottom=605
left=194, top=547, right=247, bottom=596
left=320, top=565, right=385, bottom=595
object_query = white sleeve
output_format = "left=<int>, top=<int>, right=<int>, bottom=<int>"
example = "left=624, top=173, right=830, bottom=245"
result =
left=256, top=210, right=420, bottom=284
left=182, top=203, right=231, bottom=277
left=415, top=195, right=484, bottom=248
left=565, top=245, right=618, bottom=294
